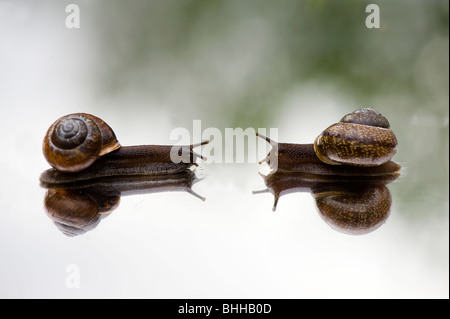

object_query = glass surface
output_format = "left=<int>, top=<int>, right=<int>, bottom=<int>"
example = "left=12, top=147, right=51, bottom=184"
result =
left=0, top=0, right=448, bottom=298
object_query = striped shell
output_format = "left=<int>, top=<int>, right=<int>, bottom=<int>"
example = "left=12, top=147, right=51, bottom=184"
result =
left=313, top=108, right=398, bottom=167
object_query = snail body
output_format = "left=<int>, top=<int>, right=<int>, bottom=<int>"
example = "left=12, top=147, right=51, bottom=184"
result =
left=258, top=108, right=400, bottom=175
left=40, top=144, right=203, bottom=184
left=41, top=113, right=206, bottom=183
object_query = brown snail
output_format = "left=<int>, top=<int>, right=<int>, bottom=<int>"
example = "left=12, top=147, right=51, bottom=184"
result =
left=258, top=107, right=400, bottom=175
left=41, top=113, right=207, bottom=184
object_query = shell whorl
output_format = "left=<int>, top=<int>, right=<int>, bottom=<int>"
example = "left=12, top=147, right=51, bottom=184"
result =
left=43, top=113, right=120, bottom=172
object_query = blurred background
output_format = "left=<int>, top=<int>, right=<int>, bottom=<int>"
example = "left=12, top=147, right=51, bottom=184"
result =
left=0, top=0, right=448, bottom=298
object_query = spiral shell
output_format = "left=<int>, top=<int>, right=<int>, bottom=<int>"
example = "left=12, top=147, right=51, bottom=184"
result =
left=314, top=108, right=398, bottom=167
left=314, top=185, right=391, bottom=235
left=43, top=113, right=121, bottom=172
left=44, top=189, right=119, bottom=236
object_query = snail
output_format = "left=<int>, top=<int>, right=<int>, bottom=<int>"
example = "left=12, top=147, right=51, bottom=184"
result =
left=257, top=107, right=400, bottom=175
left=43, top=170, right=204, bottom=236
left=41, top=113, right=207, bottom=184
left=253, top=170, right=397, bottom=235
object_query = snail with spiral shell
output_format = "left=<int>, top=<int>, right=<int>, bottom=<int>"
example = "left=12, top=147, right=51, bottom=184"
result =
left=40, top=113, right=207, bottom=184
left=258, top=107, right=401, bottom=175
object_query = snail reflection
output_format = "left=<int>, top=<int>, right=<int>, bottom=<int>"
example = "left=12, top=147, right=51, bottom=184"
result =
left=41, top=170, right=204, bottom=237
left=254, top=172, right=398, bottom=235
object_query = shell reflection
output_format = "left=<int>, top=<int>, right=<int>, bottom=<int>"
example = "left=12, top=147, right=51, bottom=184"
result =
left=41, top=170, right=203, bottom=236
left=255, top=172, right=399, bottom=235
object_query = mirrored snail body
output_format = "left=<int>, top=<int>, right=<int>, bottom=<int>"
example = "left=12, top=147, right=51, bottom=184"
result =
left=254, top=171, right=397, bottom=235
left=43, top=170, right=203, bottom=236
left=257, top=108, right=401, bottom=176
left=40, top=113, right=208, bottom=185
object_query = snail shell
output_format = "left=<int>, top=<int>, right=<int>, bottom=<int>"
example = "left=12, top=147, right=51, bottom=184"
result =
left=314, top=185, right=391, bottom=235
left=43, top=113, right=121, bottom=173
left=314, top=108, right=398, bottom=167
left=44, top=189, right=120, bottom=237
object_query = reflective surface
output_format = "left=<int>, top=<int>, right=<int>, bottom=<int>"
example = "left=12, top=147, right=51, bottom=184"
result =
left=0, top=0, right=448, bottom=298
